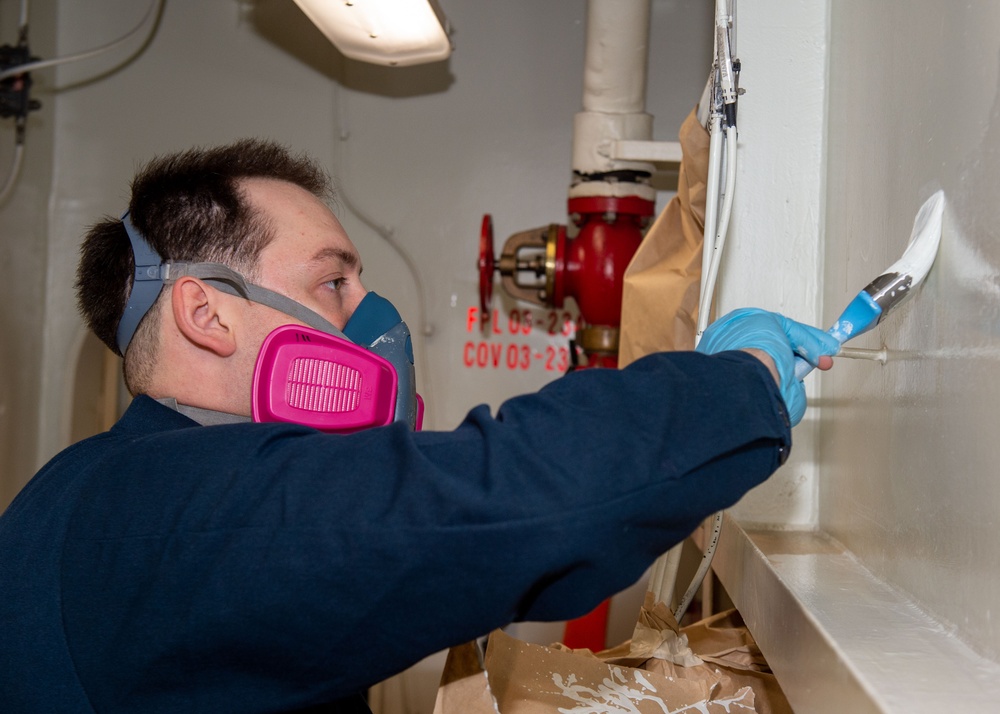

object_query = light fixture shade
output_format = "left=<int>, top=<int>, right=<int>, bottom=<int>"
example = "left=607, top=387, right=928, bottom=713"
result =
left=293, top=0, right=452, bottom=67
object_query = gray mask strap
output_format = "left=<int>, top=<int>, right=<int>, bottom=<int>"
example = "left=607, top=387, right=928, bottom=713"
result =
left=116, top=208, right=347, bottom=355
left=116, top=211, right=166, bottom=355
left=173, top=263, right=348, bottom=340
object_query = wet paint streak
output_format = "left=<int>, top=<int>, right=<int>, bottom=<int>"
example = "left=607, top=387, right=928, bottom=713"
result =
left=551, top=668, right=755, bottom=713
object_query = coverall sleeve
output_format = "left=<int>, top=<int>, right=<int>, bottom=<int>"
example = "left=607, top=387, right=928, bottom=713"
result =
left=60, top=349, right=790, bottom=710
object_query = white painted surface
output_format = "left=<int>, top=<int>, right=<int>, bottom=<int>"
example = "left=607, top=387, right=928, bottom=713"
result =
left=717, top=0, right=1000, bottom=705
left=820, top=0, right=1000, bottom=661
left=0, top=0, right=55, bottom=507
left=714, top=515, right=1000, bottom=714
left=714, top=1, right=830, bottom=527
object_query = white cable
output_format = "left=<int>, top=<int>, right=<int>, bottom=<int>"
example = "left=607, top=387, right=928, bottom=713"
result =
left=0, top=141, right=24, bottom=205
left=0, top=0, right=163, bottom=203
left=667, top=0, right=740, bottom=624
left=666, top=125, right=735, bottom=623
left=677, top=130, right=738, bottom=623
left=648, top=107, right=732, bottom=609
left=673, top=510, right=723, bottom=622
left=0, top=0, right=164, bottom=82
left=698, top=113, right=724, bottom=333
left=730, top=0, right=738, bottom=64
left=699, top=125, right=738, bottom=325
left=0, top=1, right=29, bottom=206
left=649, top=110, right=728, bottom=611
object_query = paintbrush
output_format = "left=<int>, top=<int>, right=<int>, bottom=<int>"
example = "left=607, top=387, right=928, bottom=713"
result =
left=794, top=190, right=945, bottom=379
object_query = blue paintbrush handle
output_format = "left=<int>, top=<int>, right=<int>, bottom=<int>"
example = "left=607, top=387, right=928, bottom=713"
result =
left=793, top=291, right=883, bottom=380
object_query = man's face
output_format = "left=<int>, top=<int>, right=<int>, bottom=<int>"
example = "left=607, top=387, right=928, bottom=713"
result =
left=207, top=178, right=367, bottom=417
left=244, top=178, right=367, bottom=334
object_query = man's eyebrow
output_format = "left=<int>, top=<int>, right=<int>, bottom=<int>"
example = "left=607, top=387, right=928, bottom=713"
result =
left=309, top=247, right=361, bottom=273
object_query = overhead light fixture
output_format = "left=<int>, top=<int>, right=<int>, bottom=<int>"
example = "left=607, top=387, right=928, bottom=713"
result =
left=293, top=0, right=452, bottom=67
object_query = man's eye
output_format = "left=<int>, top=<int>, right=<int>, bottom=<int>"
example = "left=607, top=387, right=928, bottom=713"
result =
left=325, top=278, right=346, bottom=291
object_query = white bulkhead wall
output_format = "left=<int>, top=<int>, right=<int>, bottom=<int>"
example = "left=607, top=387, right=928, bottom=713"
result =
left=822, top=0, right=1000, bottom=664
left=713, top=2, right=829, bottom=528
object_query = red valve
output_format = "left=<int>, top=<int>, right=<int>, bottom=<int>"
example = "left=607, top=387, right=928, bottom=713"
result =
left=557, top=215, right=644, bottom=326
left=478, top=214, right=495, bottom=330
left=478, top=214, right=495, bottom=313
left=477, top=196, right=653, bottom=373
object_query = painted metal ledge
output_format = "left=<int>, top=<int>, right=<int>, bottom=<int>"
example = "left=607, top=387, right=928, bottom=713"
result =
left=712, top=513, right=1000, bottom=713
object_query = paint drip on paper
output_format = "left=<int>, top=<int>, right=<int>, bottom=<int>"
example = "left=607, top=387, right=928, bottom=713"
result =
left=552, top=667, right=755, bottom=713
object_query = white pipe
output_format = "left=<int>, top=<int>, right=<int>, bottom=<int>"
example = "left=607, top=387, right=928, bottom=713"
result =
left=571, top=0, right=655, bottom=193
left=581, top=0, right=650, bottom=114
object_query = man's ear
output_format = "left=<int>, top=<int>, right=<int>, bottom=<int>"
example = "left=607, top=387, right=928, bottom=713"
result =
left=170, top=277, right=238, bottom=357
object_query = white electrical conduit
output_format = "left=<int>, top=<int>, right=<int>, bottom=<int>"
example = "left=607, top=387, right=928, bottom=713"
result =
left=648, top=0, right=739, bottom=623
left=0, top=142, right=24, bottom=205
left=647, top=120, right=737, bottom=616
left=0, top=0, right=30, bottom=206
left=699, top=126, right=738, bottom=327
left=0, top=0, right=163, bottom=206
left=0, top=0, right=164, bottom=82
left=699, top=113, right=725, bottom=319
left=671, top=124, right=736, bottom=625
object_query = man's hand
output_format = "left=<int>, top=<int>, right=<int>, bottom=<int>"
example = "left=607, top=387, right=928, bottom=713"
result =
left=698, top=309, right=840, bottom=426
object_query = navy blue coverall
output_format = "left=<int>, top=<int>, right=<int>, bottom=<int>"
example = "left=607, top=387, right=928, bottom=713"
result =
left=0, top=350, right=790, bottom=713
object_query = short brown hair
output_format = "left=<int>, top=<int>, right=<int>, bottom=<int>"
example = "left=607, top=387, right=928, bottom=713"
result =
left=75, top=138, right=332, bottom=393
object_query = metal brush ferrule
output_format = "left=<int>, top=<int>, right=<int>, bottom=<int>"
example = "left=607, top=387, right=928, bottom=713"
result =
left=863, top=271, right=913, bottom=321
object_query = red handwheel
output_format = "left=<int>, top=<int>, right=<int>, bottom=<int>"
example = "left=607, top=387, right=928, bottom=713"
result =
left=478, top=214, right=495, bottom=329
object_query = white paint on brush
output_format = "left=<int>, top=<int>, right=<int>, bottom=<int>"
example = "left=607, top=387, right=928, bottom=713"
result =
left=886, top=190, right=945, bottom=286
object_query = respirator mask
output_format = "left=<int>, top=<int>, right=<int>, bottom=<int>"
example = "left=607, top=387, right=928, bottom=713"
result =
left=117, top=211, right=422, bottom=433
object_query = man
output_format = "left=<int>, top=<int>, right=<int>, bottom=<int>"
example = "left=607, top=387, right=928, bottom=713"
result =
left=0, top=139, right=838, bottom=713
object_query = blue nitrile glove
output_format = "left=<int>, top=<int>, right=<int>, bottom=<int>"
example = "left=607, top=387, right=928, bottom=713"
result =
left=697, top=308, right=841, bottom=426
